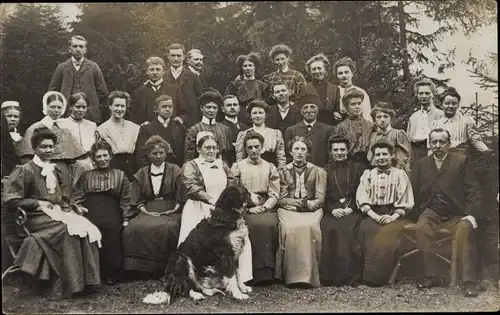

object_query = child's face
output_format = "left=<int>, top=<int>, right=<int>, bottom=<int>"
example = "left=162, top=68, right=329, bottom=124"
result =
left=3, top=108, right=20, bottom=130
left=157, top=100, right=173, bottom=119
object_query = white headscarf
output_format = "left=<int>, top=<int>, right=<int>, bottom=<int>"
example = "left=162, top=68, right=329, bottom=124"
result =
left=42, top=91, right=67, bottom=117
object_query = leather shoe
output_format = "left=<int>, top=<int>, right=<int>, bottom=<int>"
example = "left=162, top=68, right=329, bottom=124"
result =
left=462, top=282, right=479, bottom=297
left=417, top=276, right=441, bottom=289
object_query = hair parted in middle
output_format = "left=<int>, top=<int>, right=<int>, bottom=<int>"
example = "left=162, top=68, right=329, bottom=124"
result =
left=305, top=53, right=330, bottom=75
left=370, top=140, right=395, bottom=155
left=236, top=52, right=261, bottom=75
left=89, top=140, right=113, bottom=161
left=341, top=87, right=365, bottom=108
left=108, top=91, right=131, bottom=107
left=288, top=136, right=313, bottom=154
left=333, top=56, right=356, bottom=75
left=144, top=135, right=174, bottom=156
left=198, top=88, right=223, bottom=108
left=68, top=92, right=88, bottom=107
left=246, top=99, right=270, bottom=115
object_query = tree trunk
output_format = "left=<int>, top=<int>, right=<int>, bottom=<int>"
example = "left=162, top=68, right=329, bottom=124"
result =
left=398, top=1, right=410, bottom=82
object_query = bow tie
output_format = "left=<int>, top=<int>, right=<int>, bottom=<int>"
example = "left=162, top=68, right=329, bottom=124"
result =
left=306, top=124, right=313, bottom=130
left=377, top=168, right=391, bottom=175
left=151, top=172, right=163, bottom=177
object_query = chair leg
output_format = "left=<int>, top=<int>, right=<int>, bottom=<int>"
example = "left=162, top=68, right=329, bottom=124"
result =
left=389, top=261, right=401, bottom=284
left=2, top=265, right=22, bottom=280
left=450, top=240, right=458, bottom=287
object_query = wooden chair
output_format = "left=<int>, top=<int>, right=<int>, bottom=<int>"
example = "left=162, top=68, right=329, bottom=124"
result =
left=389, top=222, right=458, bottom=286
left=1, top=207, right=31, bottom=280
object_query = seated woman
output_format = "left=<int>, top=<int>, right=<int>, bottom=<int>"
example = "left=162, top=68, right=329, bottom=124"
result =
left=2, top=127, right=101, bottom=298
left=123, top=135, right=184, bottom=277
left=235, top=100, right=286, bottom=169
left=231, top=132, right=280, bottom=284
left=72, top=141, right=132, bottom=285
left=275, top=137, right=326, bottom=288
left=95, top=91, right=140, bottom=181
left=178, top=131, right=253, bottom=284
left=17, top=91, right=91, bottom=187
left=356, top=141, right=414, bottom=286
left=320, top=136, right=367, bottom=286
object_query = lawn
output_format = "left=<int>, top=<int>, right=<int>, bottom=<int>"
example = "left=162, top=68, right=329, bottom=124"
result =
left=2, top=276, right=499, bottom=313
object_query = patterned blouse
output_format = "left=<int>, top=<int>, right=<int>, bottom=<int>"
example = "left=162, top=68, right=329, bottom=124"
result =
left=95, top=119, right=140, bottom=154
left=231, top=158, right=280, bottom=210
left=406, top=106, right=444, bottom=142
left=225, top=78, right=268, bottom=106
left=334, top=116, right=373, bottom=155
left=356, top=167, right=414, bottom=217
left=367, top=127, right=412, bottom=172
left=71, top=168, right=132, bottom=220
left=263, top=69, right=306, bottom=102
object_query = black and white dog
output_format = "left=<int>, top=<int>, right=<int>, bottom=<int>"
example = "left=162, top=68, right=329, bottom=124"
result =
left=163, top=185, right=260, bottom=302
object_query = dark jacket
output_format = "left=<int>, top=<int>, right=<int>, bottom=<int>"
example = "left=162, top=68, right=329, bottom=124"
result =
left=220, top=118, right=250, bottom=167
left=300, top=81, right=341, bottom=126
left=266, top=105, right=301, bottom=137
left=48, top=58, right=108, bottom=124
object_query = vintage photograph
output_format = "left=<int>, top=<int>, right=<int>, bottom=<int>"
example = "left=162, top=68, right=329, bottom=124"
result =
left=1, top=2, right=498, bottom=313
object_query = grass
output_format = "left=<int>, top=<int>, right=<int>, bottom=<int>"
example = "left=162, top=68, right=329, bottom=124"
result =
left=2, top=276, right=499, bottom=313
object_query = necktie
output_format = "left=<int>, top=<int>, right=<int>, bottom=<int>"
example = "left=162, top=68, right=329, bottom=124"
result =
left=151, top=172, right=163, bottom=177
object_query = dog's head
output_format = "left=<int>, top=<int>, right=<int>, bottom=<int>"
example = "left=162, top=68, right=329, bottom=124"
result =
left=214, top=184, right=260, bottom=216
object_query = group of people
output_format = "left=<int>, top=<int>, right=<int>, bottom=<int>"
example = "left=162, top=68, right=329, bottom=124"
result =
left=0, top=35, right=495, bottom=300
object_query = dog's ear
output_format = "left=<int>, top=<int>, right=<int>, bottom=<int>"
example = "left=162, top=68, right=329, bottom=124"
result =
left=215, top=185, right=242, bottom=210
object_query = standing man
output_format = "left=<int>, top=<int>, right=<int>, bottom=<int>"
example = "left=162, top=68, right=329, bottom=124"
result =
left=284, top=94, right=334, bottom=167
left=406, top=78, right=443, bottom=169
left=49, top=35, right=108, bottom=125
left=186, top=48, right=209, bottom=88
left=164, top=43, right=203, bottom=128
left=263, top=44, right=306, bottom=105
left=128, top=56, right=185, bottom=125
left=266, top=82, right=301, bottom=137
left=429, top=87, right=490, bottom=156
left=413, top=128, right=481, bottom=297
left=220, top=95, right=250, bottom=167
left=301, top=53, right=341, bottom=126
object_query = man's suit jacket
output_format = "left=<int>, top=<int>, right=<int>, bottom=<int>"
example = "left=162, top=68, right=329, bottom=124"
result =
left=411, top=152, right=481, bottom=219
left=164, top=68, right=203, bottom=128
left=266, top=105, right=301, bottom=137
left=220, top=118, right=250, bottom=167
left=300, top=82, right=341, bottom=126
left=128, top=82, right=186, bottom=125
left=283, top=121, right=334, bottom=167
left=48, top=58, right=108, bottom=124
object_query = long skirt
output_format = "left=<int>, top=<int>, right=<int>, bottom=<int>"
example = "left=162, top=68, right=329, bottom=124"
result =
left=358, top=212, right=405, bottom=286
left=14, top=211, right=100, bottom=297
left=178, top=199, right=253, bottom=282
left=111, top=153, right=136, bottom=182
left=275, top=208, right=323, bottom=287
left=84, top=193, right=123, bottom=278
left=320, top=211, right=364, bottom=286
left=245, top=210, right=279, bottom=283
left=123, top=200, right=181, bottom=275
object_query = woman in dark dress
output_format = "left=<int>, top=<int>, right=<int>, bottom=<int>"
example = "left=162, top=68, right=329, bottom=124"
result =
left=72, top=141, right=132, bottom=285
left=320, top=136, right=367, bottom=286
left=123, top=135, right=184, bottom=277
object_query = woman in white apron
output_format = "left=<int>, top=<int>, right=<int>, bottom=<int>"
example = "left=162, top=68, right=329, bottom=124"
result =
left=178, top=131, right=253, bottom=282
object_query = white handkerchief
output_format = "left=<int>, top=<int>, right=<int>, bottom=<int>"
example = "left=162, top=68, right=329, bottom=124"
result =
left=143, top=291, right=171, bottom=305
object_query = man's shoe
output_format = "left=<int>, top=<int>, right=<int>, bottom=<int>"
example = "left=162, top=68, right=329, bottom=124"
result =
left=417, top=276, right=441, bottom=289
left=462, top=282, right=479, bottom=297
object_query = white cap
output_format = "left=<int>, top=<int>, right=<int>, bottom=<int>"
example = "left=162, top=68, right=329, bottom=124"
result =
left=1, top=101, right=20, bottom=109
left=196, top=131, right=214, bottom=146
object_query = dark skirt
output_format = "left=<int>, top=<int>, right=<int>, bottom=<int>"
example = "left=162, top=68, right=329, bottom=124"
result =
left=358, top=206, right=405, bottom=286
left=14, top=211, right=100, bottom=297
left=84, top=193, right=124, bottom=276
left=111, top=153, right=136, bottom=181
left=320, top=211, right=364, bottom=286
left=411, top=141, right=428, bottom=170
left=123, top=200, right=181, bottom=275
left=244, top=210, right=279, bottom=283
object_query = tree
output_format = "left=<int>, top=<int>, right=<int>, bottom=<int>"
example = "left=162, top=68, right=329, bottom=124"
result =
left=0, top=4, right=69, bottom=130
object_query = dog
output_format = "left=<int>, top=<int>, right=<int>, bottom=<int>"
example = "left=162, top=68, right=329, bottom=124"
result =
left=162, top=184, right=261, bottom=302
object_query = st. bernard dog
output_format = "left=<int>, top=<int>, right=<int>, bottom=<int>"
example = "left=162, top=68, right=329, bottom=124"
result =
left=162, top=184, right=261, bottom=302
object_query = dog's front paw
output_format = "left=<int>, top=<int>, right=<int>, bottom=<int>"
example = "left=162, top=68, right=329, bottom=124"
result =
left=238, top=283, right=253, bottom=294
left=233, top=292, right=249, bottom=300
left=189, top=290, right=205, bottom=301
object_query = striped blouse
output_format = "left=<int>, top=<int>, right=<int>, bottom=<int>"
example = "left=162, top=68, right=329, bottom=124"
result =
left=356, top=167, right=414, bottom=217
left=263, top=69, right=306, bottom=102
left=406, top=106, right=444, bottom=142
left=429, top=112, right=489, bottom=152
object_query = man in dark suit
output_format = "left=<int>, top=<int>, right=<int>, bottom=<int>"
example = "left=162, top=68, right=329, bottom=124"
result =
left=186, top=48, right=209, bottom=88
left=412, top=128, right=482, bottom=297
left=48, top=35, right=108, bottom=124
left=266, top=82, right=301, bottom=137
left=135, top=94, right=186, bottom=168
left=164, top=43, right=203, bottom=128
left=128, top=56, right=186, bottom=125
left=284, top=94, right=334, bottom=167
left=220, top=95, right=250, bottom=167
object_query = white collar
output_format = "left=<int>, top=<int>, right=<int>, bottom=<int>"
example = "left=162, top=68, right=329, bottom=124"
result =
left=278, top=103, right=291, bottom=113
left=303, top=120, right=316, bottom=127
left=70, top=115, right=85, bottom=123
left=242, top=74, right=256, bottom=80
left=433, top=153, right=448, bottom=162
left=279, top=65, right=290, bottom=73
left=32, top=155, right=49, bottom=168
left=202, top=116, right=216, bottom=125
left=71, top=56, right=85, bottom=65
left=444, top=112, right=460, bottom=122
left=145, top=78, right=163, bottom=86
left=224, top=116, right=238, bottom=124
left=40, top=116, right=60, bottom=129
left=158, top=116, right=170, bottom=125
left=151, top=162, right=165, bottom=174
left=420, top=104, right=434, bottom=113
left=171, top=66, right=183, bottom=74
left=188, top=65, right=200, bottom=76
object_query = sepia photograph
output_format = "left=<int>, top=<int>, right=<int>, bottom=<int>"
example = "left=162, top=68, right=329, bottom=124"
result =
left=1, top=1, right=498, bottom=313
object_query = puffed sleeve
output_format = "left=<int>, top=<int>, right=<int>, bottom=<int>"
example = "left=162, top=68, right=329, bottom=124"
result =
left=223, top=160, right=236, bottom=186
left=235, top=130, right=246, bottom=163
left=263, top=163, right=280, bottom=210
left=393, top=169, right=415, bottom=217
left=3, top=165, right=39, bottom=210
left=70, top=171, right=87, bottom=208
left=230, top=162, right=241, bottom=184
left=356, top=169, right=373, bottom=214
left=130, top=169, right=147, bottom=212
left=181, top=160, right=212, bottom=203
left=278, top=167, right=298, bottom=207
left=307, top=167, right=327, bottom=212
left=275, top=129, right=286, bottom=169
left=119, top=171, right=132, bottom=221
left=172, top=165, right=185, bottom=206
left=395, top=129, right=412, bottom=172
